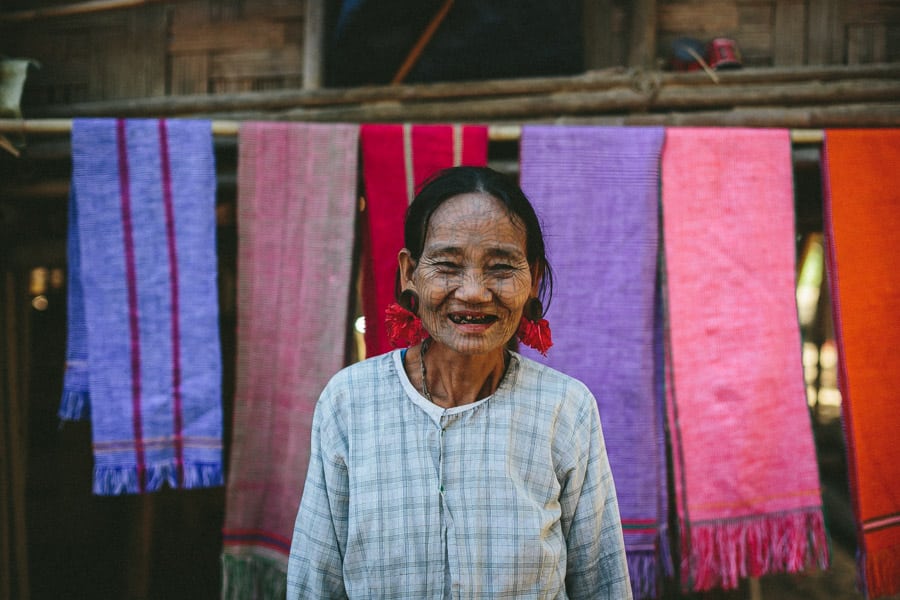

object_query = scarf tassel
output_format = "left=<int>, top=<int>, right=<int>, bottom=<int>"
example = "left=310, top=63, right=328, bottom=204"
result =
left=93, top=460, right=223, bottom=495
left=681, top=509, right=830, bottom=592
left=58, top=389, right=90, bottom=421
left=627, top=550, right=661, bottom=600
left=221, top=553, right=287, bottom=600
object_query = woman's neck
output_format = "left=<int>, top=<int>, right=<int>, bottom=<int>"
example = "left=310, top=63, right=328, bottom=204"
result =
left=413, top=339, right=508, bottom=409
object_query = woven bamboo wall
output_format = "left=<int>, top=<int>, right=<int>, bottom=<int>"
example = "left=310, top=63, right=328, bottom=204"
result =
left=654, top=0, right=900, bottom=67
left=168, top=0, right=305, bottom=94
left=1, top=0, right=307, bottom=105
left=2, top=0, right=898, bottom=106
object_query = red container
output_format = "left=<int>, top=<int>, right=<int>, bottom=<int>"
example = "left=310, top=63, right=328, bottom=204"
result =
left=706, top=38, right=742, bottom=70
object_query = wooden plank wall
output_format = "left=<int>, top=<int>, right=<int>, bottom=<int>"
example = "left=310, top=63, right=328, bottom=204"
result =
left=1, top=0, right=306, bottom=104
left=2, top=0, right=900, bottom=106
left=656, top=0, right=900, bottom=68
left=1, top=5, right=168, bottom=104
left=169, top=0, right=306, bottom=95
left=1, top=0, right=899, bottom=105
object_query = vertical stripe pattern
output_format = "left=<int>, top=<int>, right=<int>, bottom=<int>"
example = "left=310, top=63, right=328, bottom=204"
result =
left=157, top=119, right=185, bottom=487
left=116, top=118, right=147, bottom=492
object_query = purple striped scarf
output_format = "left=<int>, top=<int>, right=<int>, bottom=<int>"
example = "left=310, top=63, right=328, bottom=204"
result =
left=63, top=118, right=223, bottom=495
left=520, top=125, right=668, bottom=599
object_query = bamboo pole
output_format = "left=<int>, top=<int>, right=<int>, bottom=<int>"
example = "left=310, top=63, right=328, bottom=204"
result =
left=2, top=270, right=30, bottom=600
left=0, top=0, right=172, bottom=22
left=628, top=0, right=657, bottom=69
left=16, top=81, right=896, bottom=128
left=27, top=64, right=900, bottom=119
left=0, top=118, right=833, bottom=144
left=302, top=0, right=325, bottom=90
left=391, top=0, right=455, bottom=84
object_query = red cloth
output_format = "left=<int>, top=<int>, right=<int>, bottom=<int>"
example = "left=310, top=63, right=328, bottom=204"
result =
left=824, top=129, right=900, bottom=599
left=360, top=124, right=488, bottom=357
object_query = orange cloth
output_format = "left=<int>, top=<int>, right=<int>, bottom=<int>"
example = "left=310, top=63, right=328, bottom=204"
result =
left=824, top=129, right=900, bottom=598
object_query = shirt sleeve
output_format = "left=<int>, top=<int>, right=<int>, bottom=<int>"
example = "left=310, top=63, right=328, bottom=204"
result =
left=286, top=390, right=350, bottom=599
left=560, top=389, right=633, bottom=600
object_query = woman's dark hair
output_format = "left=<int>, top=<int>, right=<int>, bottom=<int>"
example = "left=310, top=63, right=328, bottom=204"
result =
left=395, top=166, right=553, bottom=309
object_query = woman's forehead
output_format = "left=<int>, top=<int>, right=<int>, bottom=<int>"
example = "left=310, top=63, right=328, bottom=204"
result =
left=426, top=193, right=525, bottom=240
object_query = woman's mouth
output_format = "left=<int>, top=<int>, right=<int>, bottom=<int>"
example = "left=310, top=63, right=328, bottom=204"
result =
left=449, top=312, right=498, bottom=325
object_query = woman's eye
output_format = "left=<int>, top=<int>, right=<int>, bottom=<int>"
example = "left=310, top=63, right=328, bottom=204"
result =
left=435, top=261, right=461, bottom=270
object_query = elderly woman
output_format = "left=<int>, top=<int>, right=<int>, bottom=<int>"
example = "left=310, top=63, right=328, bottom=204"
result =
left=287, top=166, right=631, bottom=598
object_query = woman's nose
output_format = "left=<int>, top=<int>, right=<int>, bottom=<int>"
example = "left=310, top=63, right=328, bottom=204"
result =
left=454, top=269, right=492, bottom=302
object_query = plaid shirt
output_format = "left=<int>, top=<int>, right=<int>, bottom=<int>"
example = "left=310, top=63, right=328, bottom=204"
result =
left=287, top=350, right=632, bottom=599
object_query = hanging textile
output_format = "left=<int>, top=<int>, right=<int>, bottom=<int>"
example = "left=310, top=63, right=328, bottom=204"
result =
left=63, top=118, right=223, bottom=495
left=823, top=128, right=900, bottom=599
left=221, top=122, right=359, bottom=599
left=519, top=125, right=669, bottom=599
left=360, top=123, right=488, bottom=357
left=661, top=127, right=829, bottom=591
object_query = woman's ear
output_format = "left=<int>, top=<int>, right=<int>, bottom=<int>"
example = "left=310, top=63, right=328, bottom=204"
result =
left=398, top=248, right=417, bottom=290
left=530, top=262, right=544, bottom=297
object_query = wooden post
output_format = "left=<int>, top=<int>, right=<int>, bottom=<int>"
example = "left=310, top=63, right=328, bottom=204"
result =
left=748, top=576, right=762, bottom=600
left=582, top=0, right=616, bottom=70
left=1, top=269, right=30, bottom=600
left=774, top=0, right=808, bottom=66
left=627, top=0, right=657, bottom=69
left=303, top=0, right=325, bottom=90
left=807, top=0, right=842, bottom=65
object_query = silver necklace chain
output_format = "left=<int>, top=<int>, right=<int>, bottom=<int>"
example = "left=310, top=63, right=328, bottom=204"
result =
left=419, top=338, right=433, bottom=403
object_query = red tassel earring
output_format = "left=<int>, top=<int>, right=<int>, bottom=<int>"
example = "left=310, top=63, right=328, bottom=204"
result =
left=385, top=290, right=429, bottom=348
left=517, top=297, right=552, bottom=356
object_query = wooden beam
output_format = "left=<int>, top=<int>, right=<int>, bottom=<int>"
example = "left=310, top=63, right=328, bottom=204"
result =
left=582, top=0, right=616, bottom=70
left=0, top=0, right=172, bottom=22
left=774, top=0, right=808, bottom=66
left=25, top=64, right=900, bottom=119
left=627, top=0, right=657, bottom=68
left=5, top=116, right=886, bottom=144
left=1, top=270, right=30, bottom=599
left=807, top=0, right=842, bottom=65
left=303, top=0, right=325, bottom=90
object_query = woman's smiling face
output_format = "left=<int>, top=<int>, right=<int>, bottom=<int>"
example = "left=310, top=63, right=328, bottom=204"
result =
left=400, top=192, right=535, bottom=355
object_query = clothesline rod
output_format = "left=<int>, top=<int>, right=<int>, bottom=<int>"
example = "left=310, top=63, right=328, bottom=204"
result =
left=0, top=119, right=826, bottom=144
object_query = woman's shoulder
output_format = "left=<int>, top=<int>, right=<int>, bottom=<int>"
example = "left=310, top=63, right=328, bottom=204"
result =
left=322, top=351, right=399, bottom=397
left=509, top=352, right=595, bottom=406
left=313, top=351, right=402, bottom=430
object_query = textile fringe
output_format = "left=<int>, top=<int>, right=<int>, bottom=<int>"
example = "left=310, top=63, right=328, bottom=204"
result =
left=58, top=389, right=89, bottom=421
left=221, top=553, right=287, bottom=600
left=628, top=550, right=660, bottom=600
left=182, top=462, right=224, bottom=488
left=861, top=541, right=900, bottom=598
left=93, top=461, right=223, bottom=495
left=683, top=508, right=830, bottom=591
left=660, top=522, right=675, bottom=578
left=93, top=465, right=140, bottom=495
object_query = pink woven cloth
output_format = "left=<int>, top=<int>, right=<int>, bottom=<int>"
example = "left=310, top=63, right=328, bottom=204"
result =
left=661, top=128, right=828, bottom=592
left=221, top=122, right=359, bottom=598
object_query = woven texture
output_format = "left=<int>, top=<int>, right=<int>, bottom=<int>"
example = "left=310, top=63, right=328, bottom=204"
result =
left=823, top=129, right=900, bottom=599
left=360, top=124, right=488, bottom=357
left=661, top=128, right=828, bottom=591
left=519, top=125, right=667, bottom=599
left=221, top=122, right=359, bottom=599
left=64, top=118, right=223, bottom=495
